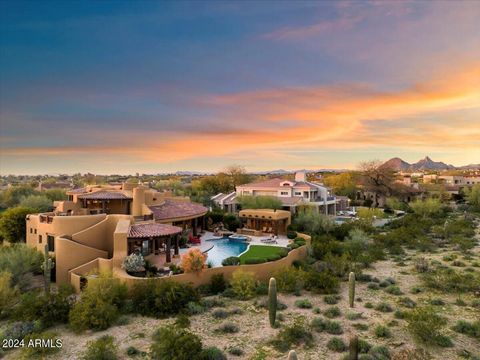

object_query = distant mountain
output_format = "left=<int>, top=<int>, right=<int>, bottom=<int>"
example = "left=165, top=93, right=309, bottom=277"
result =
left=381, top=157, right=411, bottom=171
left=381, top=156, right=457, bottom=171
left=411, top=156, right=455, bottom=170
left=458, top=164, right=480, bottom=170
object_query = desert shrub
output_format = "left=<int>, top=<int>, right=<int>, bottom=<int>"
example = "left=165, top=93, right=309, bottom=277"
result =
left=410, top=286, right=423, bottom=294
left=1, top=321, right=36, bottom=341
left=150, top=325, right=203, bottom=360
left=327, top=337, right=346, bottom=352
left=357, top=339, right=372, bottom=354
left=13, top=284, right=75, bottom=328
left=368, top=345, right=390, bottom=359
left=423, top=266, right=480, bottom=293
left=304, top=269, right=339, bottom=293
left=212, top=309, right=229, bottom=319
left=406, top=306, right=453, bottom=347
left=324, top=294, right=340, bottom=304
left=313, top=307, right=321, bottom=314
left=82, top=335, right=118, bottom=360
left=452, top=260, right=466, bottom=267
left=324, top=319, right=343, bottom=334
left=454, top=298, right=467, bottom=306
left=394, top=310, right=407, bottom=319
left=398, top=297, right=416, bottom=308
left=368, top=282, right=380, bottom=290
left=287, top=231, right=297, bottom=239
left=215, top=322, right=239, bottom=334
left=187, top=302, right=205, bottom=315
left=270, top=316, right=313, bottom=352
left=324, top=306, right=341, bottom=318
left=385, top=285, right=403, bottom=295
left=230, top=270, right=256, bottom=300
left=452, top=320, right=480, bottom=340
left=346, top=311, right=363, bottom=320
left=130, top=279, right=199, bottom=317
left=121, top=253, right=145, bottom=273
left=126, top=346, right=142, bottom=357
left=471, top=299, right=480, bottom=308
left=175, top=314, right=190, bottom=328
left=273, top=266, right=306, bottom=293
left=365, top=302, right=374, bottom=308
left=227, top=347, right=244, bottom=356
left=20, top=331, right=61, bottom=358
left=200, top=346, right=227, bottom=360
left=352, top=323, right=369, bottom=331
left=430, top=298, right=445, bottom=306
left=375, top=325, right=391, bottom=338
left=181, top=248, right=207, bottom=273
left=69, top=272, right=127, bottom=332
left=0, top=244, right=43, bottom=290
left=375, top=302, right=393, bottom=312
left=310, top=317, right=325, bottom=332
left=414, top=257, right=429, bottom=273
left=295, top=299, right=312, bottom=309
left=0, top=271, right=19, bottom=318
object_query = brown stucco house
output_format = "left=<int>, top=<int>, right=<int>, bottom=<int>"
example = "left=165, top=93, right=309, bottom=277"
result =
left=26, top=182, right=207, bottom=289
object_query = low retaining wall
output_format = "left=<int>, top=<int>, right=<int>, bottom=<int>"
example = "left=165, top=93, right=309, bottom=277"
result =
left=71, top=232, right=311, bottom=292
left=115, top=233, right=311, bottom=289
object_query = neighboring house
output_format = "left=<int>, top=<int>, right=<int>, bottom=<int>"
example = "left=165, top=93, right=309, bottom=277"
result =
left=26, top=183, right=207, bottom=287
left=37, top=181, right=73, bottom=192
left=212, top=171, right=338, bottom=215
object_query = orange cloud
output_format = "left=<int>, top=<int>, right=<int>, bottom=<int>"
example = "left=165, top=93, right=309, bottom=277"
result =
left=2, top=63, right=479, bottom=167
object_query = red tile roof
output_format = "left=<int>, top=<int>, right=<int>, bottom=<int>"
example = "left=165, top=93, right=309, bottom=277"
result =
left=128, top=223, right=182, bottom=238
left=148, top=199, right=207, bottom=221
left=78, top=191, right=132, bottom=200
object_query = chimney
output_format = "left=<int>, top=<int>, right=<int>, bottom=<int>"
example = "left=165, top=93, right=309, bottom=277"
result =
left=295, top=171, right=306, bottom=182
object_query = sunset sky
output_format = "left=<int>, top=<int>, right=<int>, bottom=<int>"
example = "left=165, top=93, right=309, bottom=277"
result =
left=1, top=0, right=479, bottom=174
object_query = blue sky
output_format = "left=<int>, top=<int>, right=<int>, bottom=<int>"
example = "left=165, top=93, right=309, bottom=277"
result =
left=1, top=0, right=479, bottom=174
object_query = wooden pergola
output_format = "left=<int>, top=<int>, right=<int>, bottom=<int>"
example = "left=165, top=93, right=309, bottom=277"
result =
left=127, top=223, right=183, bottom=263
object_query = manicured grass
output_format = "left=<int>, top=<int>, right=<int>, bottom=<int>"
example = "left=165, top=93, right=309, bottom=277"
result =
left=238, top=245, right=288, bottom=264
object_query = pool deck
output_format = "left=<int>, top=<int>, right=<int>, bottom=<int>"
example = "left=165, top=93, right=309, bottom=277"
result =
left=198, top=231, right=291, bottom=249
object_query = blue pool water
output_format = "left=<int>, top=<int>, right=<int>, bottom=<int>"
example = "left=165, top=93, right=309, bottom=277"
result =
left=205, top=237, right=248, bottom=267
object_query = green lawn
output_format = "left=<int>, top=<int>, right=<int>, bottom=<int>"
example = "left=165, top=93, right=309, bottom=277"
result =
left=239, top=245, right=288, bottom=264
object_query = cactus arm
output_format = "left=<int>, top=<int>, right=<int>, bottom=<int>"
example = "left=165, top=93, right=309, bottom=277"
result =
left=349, top=272, right=356, bottom=308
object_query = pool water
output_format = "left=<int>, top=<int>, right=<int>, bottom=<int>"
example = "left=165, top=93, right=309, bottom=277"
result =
left=205, top=237, right=248, bottom=267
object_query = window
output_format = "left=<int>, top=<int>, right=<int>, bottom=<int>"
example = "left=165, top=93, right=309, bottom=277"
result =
left=281, top=191, right=288, bottom=195
left=34, top=229, right=37, bottom=234
left=294, top=192, right=301, bottom=196
left=38, top=235, right=42, bottom=244
left=47, top=235, right=55, bottom=251
left=30, top=228, right=33, bottom=234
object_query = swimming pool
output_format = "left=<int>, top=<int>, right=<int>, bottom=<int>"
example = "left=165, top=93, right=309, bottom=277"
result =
left=205, top=237, right=248, bottom=267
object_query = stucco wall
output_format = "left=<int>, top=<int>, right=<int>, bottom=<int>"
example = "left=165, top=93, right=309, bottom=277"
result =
left=115, top=237, right=310, bottom=289
left=55, top=236, right=108, bottom=285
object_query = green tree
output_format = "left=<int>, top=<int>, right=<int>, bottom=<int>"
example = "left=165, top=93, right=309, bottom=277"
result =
left=19, top=195, right=53, bottom=212
left=150, top=325, right=203, bottom=360
left=0, top=185, right=37, bottom=209
left=293, top=210, right=334, bottom=235
left=44, top=189, right=67, bottom=202
left=237, top=195, right=282, bottom=210
left=0, top=271, right=20, bottom=318
left=410, top=198, right=442, bottom=219
left=464, top=184, right=480, bottom=209
left=0, top=244, right=44, bottom=290
left=0, top=207, right=35, bottom=243
left=323, top=172, right=359, bottom=198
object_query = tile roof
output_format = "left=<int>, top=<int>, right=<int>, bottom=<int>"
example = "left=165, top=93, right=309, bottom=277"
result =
left=128, top=223, right=182, bottom=238
left=237, top=178, right=319, bottom=190
left=78, top=191, right=133, bottom=200
left=148, top=199, right=208, bottom=221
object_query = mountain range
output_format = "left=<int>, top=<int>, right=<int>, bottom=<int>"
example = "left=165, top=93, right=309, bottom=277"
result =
left=381, top=156, right=478, bottom=171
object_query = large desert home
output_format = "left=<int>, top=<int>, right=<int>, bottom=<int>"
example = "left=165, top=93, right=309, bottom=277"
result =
left=26, top=183, right=208, bottom=288
left=212, top=171, right=342, bottom=215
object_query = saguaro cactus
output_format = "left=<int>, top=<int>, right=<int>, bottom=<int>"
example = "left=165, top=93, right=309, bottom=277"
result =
left=287, top=350, right=298, bottom=360
left=349, top=271, right=356, bottom=308
left=349, top=334, right=359, bottom=360
left=268, top=277, right=277, bottom=327
left=41, top=244, right=54, bottom=294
